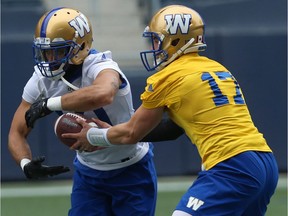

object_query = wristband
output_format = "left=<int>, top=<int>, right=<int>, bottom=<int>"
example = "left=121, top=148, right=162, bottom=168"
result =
left=47, top=96, right=62, bottom=111
left=87, top=128, right=113, bottom=147
left=20, top=158, right=31, bottom=170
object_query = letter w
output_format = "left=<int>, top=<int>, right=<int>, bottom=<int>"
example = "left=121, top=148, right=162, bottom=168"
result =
left=186, top=196, right=204, bottom=211
left=164, top=14, right=191, bottom=35
left=69, top=14, right=90, bottom=38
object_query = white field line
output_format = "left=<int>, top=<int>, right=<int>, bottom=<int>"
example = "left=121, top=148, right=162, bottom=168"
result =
left=1, top=177, right=286, bottom=198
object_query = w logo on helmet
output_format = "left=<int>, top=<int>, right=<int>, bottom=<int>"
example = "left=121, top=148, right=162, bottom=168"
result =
left=69, top=14, right=91, bottom=38
left=164, top=14, right=191, bottom=35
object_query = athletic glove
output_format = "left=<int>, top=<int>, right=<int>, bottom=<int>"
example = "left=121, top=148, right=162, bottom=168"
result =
left=23, top=156, right=70, bottom=179
left=25, top=98, right=52, bottom=128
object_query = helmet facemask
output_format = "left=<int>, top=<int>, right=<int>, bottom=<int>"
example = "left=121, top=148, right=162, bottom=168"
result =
left=140, top=29, right=196, bottom=72
left=140, top=28, right=168, bottom=72
left=33, top=37, right=81, bottom=80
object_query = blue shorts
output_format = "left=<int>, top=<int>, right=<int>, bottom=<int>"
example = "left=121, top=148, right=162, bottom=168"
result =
left=174, top=151, right=279, bottom=216
left=68, top=147, right=157, bottom=216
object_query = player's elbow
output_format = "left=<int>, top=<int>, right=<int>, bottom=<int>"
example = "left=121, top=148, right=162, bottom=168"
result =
left=98, top=88, right=116, bottom=105
left=88, top=91, right=114, bottom=107
left=101, top=94, right=114, bottom=105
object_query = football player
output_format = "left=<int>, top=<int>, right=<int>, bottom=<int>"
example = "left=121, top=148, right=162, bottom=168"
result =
left=65, top=5, right=279, bottom=216
left=8, top=7, right=183, bottom=216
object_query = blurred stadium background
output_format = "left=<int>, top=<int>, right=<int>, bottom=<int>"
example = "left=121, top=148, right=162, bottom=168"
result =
left=1, top=0, right=287, bottom=215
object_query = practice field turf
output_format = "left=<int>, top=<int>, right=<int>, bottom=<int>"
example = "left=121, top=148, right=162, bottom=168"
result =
left=1, top=174, right=287, bottom=216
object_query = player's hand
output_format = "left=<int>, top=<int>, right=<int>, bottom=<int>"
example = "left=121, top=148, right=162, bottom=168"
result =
left=62, top=118, right=108, bottom=151
left=23, top=156, right=70, bottom=179
left=61, top=118, right=113, bottom=152
left=63, top=118, right=94, bottom=151
left=25, top=98, right=52, bottom=128
left=91, top=118, right=111, bottom=128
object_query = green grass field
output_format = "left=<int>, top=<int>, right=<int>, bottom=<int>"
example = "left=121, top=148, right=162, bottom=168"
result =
left=1, top=174, right=287, bottom=216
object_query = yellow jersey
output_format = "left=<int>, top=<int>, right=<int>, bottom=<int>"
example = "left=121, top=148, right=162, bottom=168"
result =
left=141, top=53, right=272, bottom=170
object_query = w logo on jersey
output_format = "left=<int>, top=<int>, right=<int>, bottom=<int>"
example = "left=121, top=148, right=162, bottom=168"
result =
left=164, top=14, right=191, bottom=35
left=69, top=14, right=90, bottom=38
left=186, top=196, right=204, bottom=211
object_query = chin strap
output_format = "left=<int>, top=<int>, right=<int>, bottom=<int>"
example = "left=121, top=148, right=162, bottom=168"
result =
left=60, top=76, right=79, bottom=91
left=156, top=38, right=195, bottom=71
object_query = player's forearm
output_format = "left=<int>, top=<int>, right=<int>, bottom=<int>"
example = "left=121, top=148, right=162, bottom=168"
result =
left=107, top=124, right=142, bottom=144
left=48, top=87, right=113, bottom=112
left=8, top=133, right=32, bottom=165
left=86, top=123, right=141, bottom=147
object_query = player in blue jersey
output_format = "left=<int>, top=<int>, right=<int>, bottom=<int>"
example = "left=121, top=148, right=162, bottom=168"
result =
left=65, top=5, right=279, bottom=216
left=8, top=7, right=184, bottom=216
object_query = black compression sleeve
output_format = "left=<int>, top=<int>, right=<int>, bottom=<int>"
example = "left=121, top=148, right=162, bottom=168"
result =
left=141, top=118, right=184, bottom=142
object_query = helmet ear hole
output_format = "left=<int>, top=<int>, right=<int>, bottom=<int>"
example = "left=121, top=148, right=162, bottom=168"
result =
left=80, top=43, right=85, bottom=50
left=171, top=39, right=180, bottom=46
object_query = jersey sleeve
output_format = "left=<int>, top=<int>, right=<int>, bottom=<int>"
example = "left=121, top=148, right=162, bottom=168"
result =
left=22, top=71, right=43, bottom=104
left=82, top=51, right=131, bottom=96
left=141, top=76, right=167, bottom=109
left=141, top=71, right=182, bottom=111
left=83, top=51, right=122, bottom=81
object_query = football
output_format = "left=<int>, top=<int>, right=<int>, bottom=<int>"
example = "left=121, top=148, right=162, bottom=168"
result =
left=54, top=113, right=96, bottom=147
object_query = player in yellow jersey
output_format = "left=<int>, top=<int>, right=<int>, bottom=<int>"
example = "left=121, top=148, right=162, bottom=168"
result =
left=64, top=5, right=279, bottom=216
